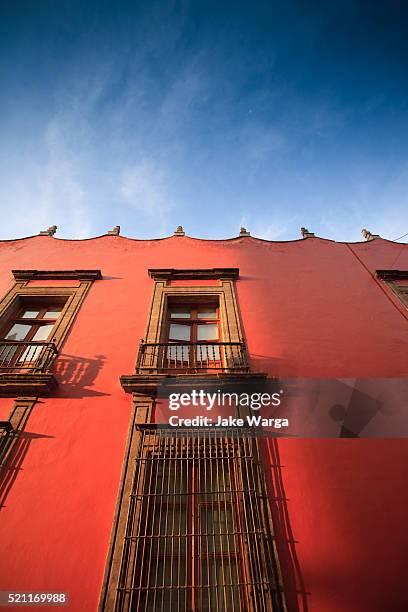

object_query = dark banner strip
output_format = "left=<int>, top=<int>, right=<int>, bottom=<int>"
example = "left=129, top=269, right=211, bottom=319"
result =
left=153, top=378, right=408, bottom=437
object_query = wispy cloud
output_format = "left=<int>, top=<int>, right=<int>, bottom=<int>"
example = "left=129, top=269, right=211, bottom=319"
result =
left=239, top=212, right=303, bottom=241
left=38, top=120, right=92, bottom=238
left=119, top=161, right=175, bottom=232
left=0, top=117, right=93, bottom=239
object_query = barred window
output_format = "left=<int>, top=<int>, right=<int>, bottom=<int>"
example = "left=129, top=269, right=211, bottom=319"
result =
left=115, top=428, right=284, bottom=612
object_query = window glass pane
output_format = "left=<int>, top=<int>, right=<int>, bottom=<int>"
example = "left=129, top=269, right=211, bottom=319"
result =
left=31, top=324, right=54, bottom=341
left=0, top=344, right=18, bottom=361
left=169, top=323, right=191, bottom=341
left=4, top=323, right=32, bottom=341
left=43, top=309, right=62, bottom=319
left=197, top=308, right=217, bottom=319
left=167, top=343, right=189, bottom=362
left=18, top=345, right=42, bottom=363
left=21, top=310, right=40, bottom=319
left=169, top=307, right=191, bottom=319
left=197, top=323, right=218, bottom=341
left=196, top=344, right=220, bottom=361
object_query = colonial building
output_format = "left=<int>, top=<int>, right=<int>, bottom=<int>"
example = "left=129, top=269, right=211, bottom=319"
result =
left=0, top=226, right=407, bottom=612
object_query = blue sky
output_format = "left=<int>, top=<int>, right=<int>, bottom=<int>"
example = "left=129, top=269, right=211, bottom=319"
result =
left=1, top=0, right=408, bottom=242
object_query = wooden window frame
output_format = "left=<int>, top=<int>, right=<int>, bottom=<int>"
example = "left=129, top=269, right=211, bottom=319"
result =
left=1, top=302, right=63, bottom=339
left=166, top=302, right=222, bottom=369
left=144, top=274, right=243, bottom=347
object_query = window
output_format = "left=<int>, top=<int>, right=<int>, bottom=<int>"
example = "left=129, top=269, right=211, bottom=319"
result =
left=391, top=284, right=408, bottom=308
left=127, top=269, right=250, bottom=378
left=135, top=297, right=248, bottom=375
left=0, top=268, right=101, bottom=395
left=114, top=427, right=284, bottom=612
left=0, top=302, right=64, bottom=369
left=166, top=302, right=221, bottom=366
left=376, top=270, right=408, bottom=309
left=109, top=270, right=284, bottom=612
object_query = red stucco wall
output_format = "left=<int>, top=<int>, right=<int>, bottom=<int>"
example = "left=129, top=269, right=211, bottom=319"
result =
left=0, top=234, right=407, bottom=611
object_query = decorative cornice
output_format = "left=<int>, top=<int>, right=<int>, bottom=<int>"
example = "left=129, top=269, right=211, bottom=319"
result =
left=362, top=228, right=380, bottom=241
left=39, top=225, right=57, bottom=236
left=376, top=270, right=408, bottom=280
left=148, top=268, right=239, bottom=281
left=300, top=227, right=315, bottom=238
left=12, top=269, right=102, bottom=281
left=239, top=227, right=251, bottom=237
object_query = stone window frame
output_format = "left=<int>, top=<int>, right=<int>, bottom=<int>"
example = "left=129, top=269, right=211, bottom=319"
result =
left=0, top=397, right=37, bottom=491
left=376, top=270, right=408, bottom=309
left=119, top=268, right=253, bottom=394
left=103, top=270, right=282, bottom=612
left=144, top=268, right=243, bottom=346
left=1, top=270, right=101, bottom=350
left=0, top=270, right=101, bottom=395
left=104, top=269, right=256, bottom=610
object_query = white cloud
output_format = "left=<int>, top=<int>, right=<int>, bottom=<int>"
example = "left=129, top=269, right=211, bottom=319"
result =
left=239, top=212, right=302, bottom=241
left=0, top=117, right=93, bottom=239
left=119, top=161, right=175, bottom=231
left=37, top=120, right=91, bottom=238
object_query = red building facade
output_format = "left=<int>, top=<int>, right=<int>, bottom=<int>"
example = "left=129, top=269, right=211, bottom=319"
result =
left=0, top=228, right=407, bottom=612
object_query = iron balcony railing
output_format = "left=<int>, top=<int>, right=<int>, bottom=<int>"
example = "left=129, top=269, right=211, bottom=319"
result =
left=0, top=340, right=58, bottom=373
left=136, top=341, right=249, bottom=373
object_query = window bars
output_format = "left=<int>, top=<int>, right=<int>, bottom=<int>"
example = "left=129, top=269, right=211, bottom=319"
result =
left=115, top=427, right=284, bottom=612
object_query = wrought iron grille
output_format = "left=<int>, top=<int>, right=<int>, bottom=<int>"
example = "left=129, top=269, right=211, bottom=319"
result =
left=136, top=342, right=249, bottom=374
left=0, top=341, right=57, bottom=372
left=116, top=427, right=284, bottom=612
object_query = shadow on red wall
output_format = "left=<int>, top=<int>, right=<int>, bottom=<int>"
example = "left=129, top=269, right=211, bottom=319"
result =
left=261, top=437, right=309, bottom=612
left=0, top=431, right=54, bottom=510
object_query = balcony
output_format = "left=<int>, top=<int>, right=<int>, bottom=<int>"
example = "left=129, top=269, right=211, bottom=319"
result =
left=135, top=341, right=249, bottom=374
left=120, top=340, right=269, bottom=395
left=0, top=341, right=58, bottom=396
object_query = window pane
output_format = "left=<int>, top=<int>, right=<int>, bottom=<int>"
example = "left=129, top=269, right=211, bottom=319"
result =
left=43, top=309, right=61, bottom=319
left=169, top=323, right=191, bottom=341
left=0, top=344, right=18, bottom=361
left=21, top=310, right=40, bottom=319
left=196, top=344, right=220, bottom=361
left=197, top=323, right=218, bottom=341
left=197, top=308, right=217, bottom=319
left=31, top=324, right=54, bottom=341
left=18, top=345, right=42, bottom=363
left=4, top=323, right=32, bottom=341
left=169, top=307, right=191, bottom=318
left=167, top=343, right=189, bottom=362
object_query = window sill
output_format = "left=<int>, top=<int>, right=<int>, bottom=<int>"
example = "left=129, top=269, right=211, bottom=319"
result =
left=120, top=371, right=268, bottom=395
left=0, top=372, right=58, bottom=396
